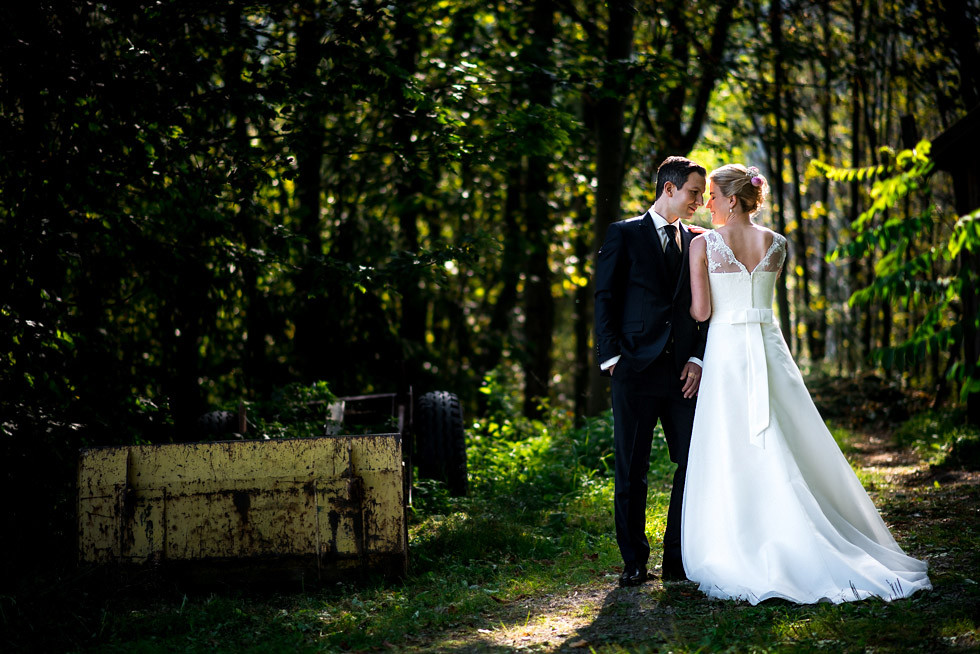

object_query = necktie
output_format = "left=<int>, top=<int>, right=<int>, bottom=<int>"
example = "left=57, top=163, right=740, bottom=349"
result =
left=663, top=224, right=681, bottom=277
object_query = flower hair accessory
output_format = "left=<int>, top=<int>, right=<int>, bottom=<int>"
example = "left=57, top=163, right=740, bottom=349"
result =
left=747, top=166, right=763, bottom=187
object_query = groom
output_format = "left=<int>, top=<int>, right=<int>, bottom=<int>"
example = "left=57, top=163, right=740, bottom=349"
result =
left=594, top=155, right=708, bottom=586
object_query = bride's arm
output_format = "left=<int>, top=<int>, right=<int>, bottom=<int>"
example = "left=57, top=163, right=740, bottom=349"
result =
left=689, top=235, right=711, bottom=322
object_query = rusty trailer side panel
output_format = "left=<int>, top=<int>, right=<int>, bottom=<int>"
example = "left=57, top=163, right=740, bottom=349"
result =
left=78, top=434, right=406, bottom=581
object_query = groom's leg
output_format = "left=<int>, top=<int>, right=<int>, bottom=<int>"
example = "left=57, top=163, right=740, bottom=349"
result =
left=660, top=393, right=696, bottom=573
left=611, top=365, right=656, bottom=569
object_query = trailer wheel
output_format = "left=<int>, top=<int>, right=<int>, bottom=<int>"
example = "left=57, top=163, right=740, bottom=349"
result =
left=196, top=410, right=239, bottom=437
left=415, top=391, right=467, bottom=496
left=196, top=402, right=249, bottom=438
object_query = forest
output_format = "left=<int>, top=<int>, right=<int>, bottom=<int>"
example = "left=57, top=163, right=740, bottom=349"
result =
left=2, top=1, right=980, bottom=646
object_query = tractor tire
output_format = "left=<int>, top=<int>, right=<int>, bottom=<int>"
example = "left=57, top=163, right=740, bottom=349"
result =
left=196, top=403, right=249, bottom=439
left=196, top=410, right=239, bottom=438
left=415, top=391, right=467, bottom=496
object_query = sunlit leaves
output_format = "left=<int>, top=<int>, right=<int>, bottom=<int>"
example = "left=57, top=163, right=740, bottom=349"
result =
left=818, top=142, right=979, bottom=395
left=490, top=105, right=576, bottom=158
left=949, top=208, right=980, bottom=259
left=811, top=141, right=935, bottom=233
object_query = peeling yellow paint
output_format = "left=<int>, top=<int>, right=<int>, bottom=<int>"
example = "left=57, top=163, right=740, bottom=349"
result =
left=78, top=434, right=406, bottom=580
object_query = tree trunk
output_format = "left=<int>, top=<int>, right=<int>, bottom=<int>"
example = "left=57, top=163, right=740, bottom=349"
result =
left=593, top=0, right=634, bottom=245
left=769, top=0, right=793, bottom=348
left=225, top=3, right=269, bottom=396
left=657, top=0, right=737, bottom=158
left=813, top=3, right=833, bottom=362
left=787, top=94, right=815, bottom=360
left=292, top=11, right=328, bottom=380
left=935, top=0, right=980, bottom=108
left=482, top=167, right=523, bottom=379
left=521, top=0, right=557, bottom=418
left=167, top=258, right=210, bottom=437
left=573, top=195, right=593, bottom=421
left=587, top=0, right=635, bottom=417
left=391, top=9, right=425, bottom=392
left=847, top=0, right=866, bottom=372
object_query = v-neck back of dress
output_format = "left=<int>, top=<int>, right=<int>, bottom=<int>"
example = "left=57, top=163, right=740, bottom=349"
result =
left=705, top=229, right=783, bottom=275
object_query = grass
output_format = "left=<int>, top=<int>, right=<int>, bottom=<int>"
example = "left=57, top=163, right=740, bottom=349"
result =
left=3, top=397, right=979, bottom=652
left=893, top=408, right=980, bottom=469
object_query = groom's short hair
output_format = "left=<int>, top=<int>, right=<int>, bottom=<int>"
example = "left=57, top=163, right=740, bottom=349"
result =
left=655, top=156, right=706, bottom=200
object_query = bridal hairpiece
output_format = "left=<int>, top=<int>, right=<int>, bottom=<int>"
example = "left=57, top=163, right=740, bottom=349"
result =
left=747, top=166, right=763, bottom=187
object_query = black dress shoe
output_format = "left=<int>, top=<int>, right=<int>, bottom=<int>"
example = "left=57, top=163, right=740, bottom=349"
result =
left=661, top=562, right=688, bottom=582
left=618, top=564, right=648, bottom=587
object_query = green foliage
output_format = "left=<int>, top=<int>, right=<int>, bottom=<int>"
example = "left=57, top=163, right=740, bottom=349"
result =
left=894, top=409, right=980, bottom=469
left=820, top=142, right=936, bottom=267
left=818, top=141, right=980, bottom=399
left=949, top=208, right=980, bottom=259
left=490, top=105, right=577, bottom=158
left=469, top=367, right=666, bottom=512
left=472, top=368, right=586, bottom=504
left=250, top=381, right=339, bottom=440
left=830, top=424, right=860, bottom=454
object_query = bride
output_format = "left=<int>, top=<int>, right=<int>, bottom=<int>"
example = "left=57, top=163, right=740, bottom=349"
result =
left=680, top=164, right=932, bottom=604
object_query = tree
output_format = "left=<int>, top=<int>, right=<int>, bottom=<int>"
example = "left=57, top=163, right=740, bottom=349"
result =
left=820, top=141, right=980, bottom=423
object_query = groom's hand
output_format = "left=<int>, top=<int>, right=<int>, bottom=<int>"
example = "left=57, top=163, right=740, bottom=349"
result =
left=680, top=362, right=702, bottom=398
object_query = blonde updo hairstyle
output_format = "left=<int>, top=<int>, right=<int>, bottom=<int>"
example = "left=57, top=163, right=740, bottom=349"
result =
left=709, top=164, right=769, bottom=216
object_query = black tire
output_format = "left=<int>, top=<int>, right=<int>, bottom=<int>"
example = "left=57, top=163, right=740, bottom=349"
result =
left=196, top=408, right=250, bottom=438
left=415, top=391, right=467, bottom=496
left=196, top=410, right=238, bottom=437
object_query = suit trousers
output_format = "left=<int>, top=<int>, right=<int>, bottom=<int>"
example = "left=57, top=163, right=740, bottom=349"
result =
left=610, top=349, right=696, bottom=570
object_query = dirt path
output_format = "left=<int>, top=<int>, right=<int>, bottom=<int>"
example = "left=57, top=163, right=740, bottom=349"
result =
left=406, top=424, right=979, bottom=653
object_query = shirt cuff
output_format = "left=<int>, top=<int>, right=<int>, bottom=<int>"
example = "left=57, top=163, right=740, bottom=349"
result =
left=601, top=355, right=621, bottom=370
left=687, top=357, right=703, bottom=368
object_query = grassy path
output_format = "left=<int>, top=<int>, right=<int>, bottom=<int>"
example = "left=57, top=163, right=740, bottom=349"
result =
left=404, top=426, right=980, bottom=653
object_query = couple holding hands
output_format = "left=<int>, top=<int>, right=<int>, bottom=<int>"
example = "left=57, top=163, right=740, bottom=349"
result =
left=594, top=156, right=932, bottom=604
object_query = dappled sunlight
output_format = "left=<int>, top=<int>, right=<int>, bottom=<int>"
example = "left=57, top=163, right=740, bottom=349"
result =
left=406, top=582, right=680, bottom=653
left=770, top=613, right=821, bottom=643
left=421, top=588, right=605, bottom=652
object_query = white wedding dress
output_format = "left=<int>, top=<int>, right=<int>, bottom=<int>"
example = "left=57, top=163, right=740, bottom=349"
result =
left=681, top=229, right=932, bottom=604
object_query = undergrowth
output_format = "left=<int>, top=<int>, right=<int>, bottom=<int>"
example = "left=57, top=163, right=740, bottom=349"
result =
left=893, top=408, right=980, bottom=469
left=3, top=376, right=978, bottom=653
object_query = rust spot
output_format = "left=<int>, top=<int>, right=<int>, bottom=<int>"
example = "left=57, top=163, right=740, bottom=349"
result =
left=328, top=510, right=340, bottom=555
left=232, top=490, right=251, bottom=525
left=352, top=510, right=364, bottom=558
left=347, top=476, right=365, bottom=506
left=122, top=487, right=137, bottom=522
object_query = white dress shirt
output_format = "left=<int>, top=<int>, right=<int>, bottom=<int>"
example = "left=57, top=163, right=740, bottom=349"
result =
left=650, top=209, right=683, bottom=252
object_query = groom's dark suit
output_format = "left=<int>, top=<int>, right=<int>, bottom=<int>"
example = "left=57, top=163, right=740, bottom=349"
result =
left=594, top=211, right=707, bottom=575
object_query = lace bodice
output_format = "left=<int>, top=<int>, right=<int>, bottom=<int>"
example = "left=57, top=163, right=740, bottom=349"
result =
left=704, top=229, right=787, bottom=275
left=703, top=229, right=787, bottom=316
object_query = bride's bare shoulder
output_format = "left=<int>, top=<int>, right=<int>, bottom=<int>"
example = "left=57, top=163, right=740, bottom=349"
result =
left=753, top=225, right=783, bottom=243
left=690, top=232, right=708, bottom=255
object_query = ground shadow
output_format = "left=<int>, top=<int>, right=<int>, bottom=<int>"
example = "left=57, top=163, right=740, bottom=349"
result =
left=552, top=579, right=686, bottom=652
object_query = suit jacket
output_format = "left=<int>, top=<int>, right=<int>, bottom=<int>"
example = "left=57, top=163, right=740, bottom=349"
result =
left=594, top=211, right=707, bottom=375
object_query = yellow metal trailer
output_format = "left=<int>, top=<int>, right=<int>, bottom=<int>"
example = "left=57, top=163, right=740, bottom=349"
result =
left=77, top=433, right=407, bottom=583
